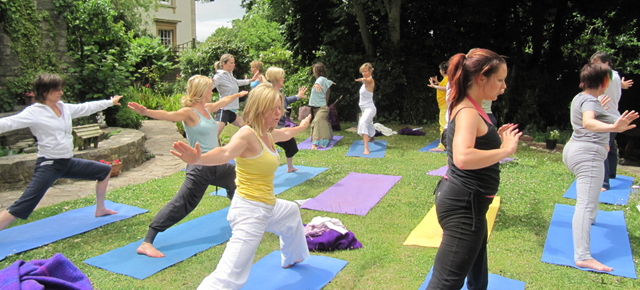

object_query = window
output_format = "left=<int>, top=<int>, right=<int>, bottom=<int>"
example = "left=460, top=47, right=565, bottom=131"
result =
left=158, top=29, right=173, bottom=46
left=159, top=0, right=171, bottom=5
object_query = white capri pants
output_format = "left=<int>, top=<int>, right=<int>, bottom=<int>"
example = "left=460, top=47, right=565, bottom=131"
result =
left=358, top=105, right=376, bottom=137
left=197, top=195, right=309, bottom=290
left=562, top=140, right=608, bottom=262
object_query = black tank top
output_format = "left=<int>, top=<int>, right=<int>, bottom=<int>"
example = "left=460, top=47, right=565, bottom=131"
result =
left=445, top=107, right=502, bottom=196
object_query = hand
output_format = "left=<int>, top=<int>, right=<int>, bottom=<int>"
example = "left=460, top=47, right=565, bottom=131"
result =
left=298, top=86, right=308, bottom=98
left=171, top=142, right=202, bottom=164
left=497, top=123, right=518, bottom=137
left=622, top=77, right=634, bottom=89
left=127, top=102, right=148, bottom=116
left=314, top=83, right=323, bottom=92
left=499, top=124, right=522, bottom=155
left=599, top=95, right=611, bottom=110
left=613, top=110, right=639, bottom=132
left=299, top=114, right=312, bottom=128
left=111, top=95, right=123, bottom=106
left=355, top=78, right=363, bottom=82
left=428, top=76, right=438, bottom=88
left=237, top=91, right=248, bottom=98
left=244, top=74, right=248, bottom=80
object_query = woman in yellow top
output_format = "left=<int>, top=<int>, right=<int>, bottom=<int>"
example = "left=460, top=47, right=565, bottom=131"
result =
left=427, top=61, right=449, bottom=152
left=171, top=83, right=312, bottom=290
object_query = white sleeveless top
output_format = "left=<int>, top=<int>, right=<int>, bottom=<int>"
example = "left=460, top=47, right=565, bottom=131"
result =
left=358, top=83, right=374, bottom=107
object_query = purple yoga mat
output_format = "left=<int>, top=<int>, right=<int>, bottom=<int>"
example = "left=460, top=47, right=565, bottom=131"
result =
left=301, top=172, right=402, bottom=216
left=297, top=136, right=343, bottom=150
left=426, top=158, right=515, bottom=177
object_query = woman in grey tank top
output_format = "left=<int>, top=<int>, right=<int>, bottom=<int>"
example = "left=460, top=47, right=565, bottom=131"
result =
left=562, top=63, right=638, bottom=272
left=128, top=75, right=247, bottom=258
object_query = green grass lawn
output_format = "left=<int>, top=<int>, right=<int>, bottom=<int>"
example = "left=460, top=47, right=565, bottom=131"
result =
left=2, top=123, right=640, bottom=289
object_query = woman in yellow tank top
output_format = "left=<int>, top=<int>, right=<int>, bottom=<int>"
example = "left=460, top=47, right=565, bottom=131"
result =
left=171, top=83, right=312, bottom=290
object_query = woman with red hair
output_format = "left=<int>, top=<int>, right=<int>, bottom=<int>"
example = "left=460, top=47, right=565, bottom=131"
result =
left=427, top=49, right=521, bottom=290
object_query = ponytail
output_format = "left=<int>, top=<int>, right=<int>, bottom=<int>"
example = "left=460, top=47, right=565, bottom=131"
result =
left=447, top=53, right=467, bottom=116
left=214, top=61, right=221, bottom=70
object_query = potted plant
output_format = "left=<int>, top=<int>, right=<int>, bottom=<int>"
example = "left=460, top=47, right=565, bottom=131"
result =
left=546, top=130, right=559, bottom=150
left=100, top=159, right=122, bottom=177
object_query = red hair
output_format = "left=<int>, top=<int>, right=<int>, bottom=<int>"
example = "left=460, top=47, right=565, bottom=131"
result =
left=447, top=48, right=506, bottom=115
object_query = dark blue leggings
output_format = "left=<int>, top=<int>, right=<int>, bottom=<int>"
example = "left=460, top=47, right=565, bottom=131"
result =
left=8, top=157, right=111, bottom=220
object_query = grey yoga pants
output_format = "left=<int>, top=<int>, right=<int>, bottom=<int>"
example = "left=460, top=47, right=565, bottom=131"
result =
left=562, top=140, right=607, bottom=262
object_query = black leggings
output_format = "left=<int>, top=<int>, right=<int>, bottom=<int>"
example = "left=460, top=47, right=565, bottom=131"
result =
left=276, top=137, right=298, bottom=158
left=145, top=163, right=236, bottom=243
left=427, top=177, right=493, bottom=290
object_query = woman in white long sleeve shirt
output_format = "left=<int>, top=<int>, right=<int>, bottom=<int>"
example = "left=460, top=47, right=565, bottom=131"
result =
left=0, top=73, right=122, bottom=232
left=213, top=54, right=255, bottom=136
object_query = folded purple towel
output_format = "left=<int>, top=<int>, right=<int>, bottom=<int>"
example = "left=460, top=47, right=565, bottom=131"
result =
left=285, top=116, right=298, bottom=128
left=0, top=253, right=92, bottom=290
left=306, top=228, right=363, bottom=252
left=398, top=127, right=425, bottom=136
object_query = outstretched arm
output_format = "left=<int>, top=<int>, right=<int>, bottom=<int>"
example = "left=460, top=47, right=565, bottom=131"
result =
left=205, top=91, right=248, bottom=113
left=622, top=77, right=634, bottom=89
left=128, top=102, right=192, bottom=122
left=583, top=110, right=639, bottom=132
left=272, top=115, right=311, bottom=143
left=171, top=130, right=249, bottom=166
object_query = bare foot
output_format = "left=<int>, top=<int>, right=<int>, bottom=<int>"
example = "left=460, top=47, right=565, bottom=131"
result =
left=363, top=150, right=370, bottom=155
left=95, top=208, right=118, bottom=217
left=136, top=242, right=166, bottom=258
left=429, top=147, right=445, bottom=152
left=576, top=259, right=613, bottom=272
left=311, top=145, right=318, bottom=150
left=287, top=166, right=298, bottom=173
left=283, top=259, right=304, bottom=269
left=601, top=188, right=608, bottom=192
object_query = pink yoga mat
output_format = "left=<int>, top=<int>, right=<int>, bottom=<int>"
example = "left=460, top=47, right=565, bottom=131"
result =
left=301, top=172, right=402, bottom=216
left=426, top=158, right=515, bottom=177
left=297, top=136, right=343, bottom=150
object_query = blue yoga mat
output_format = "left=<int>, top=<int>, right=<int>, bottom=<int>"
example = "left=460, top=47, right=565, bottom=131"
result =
left=418, top=266, right=525, bottom=290
left=210, top=165, right=328, bottom=196
left=418, top=140, right=443, bottom=153
left=563, top=175, right=633, bottom=205
left=345, top=140, right=387, bottom=158
left=541, top=203, right=636, bottom=278
left=0, top=200, right=147, bottom=261
left=84, top=207, right=232, bottom=279
left=241, top=250, right=348, bottom=290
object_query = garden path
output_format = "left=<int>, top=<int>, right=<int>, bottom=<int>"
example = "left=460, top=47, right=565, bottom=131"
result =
left=0, top=120, right=188, bottom=212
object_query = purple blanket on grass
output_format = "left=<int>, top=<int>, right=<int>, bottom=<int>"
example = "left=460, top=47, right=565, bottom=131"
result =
left=285, top=116, right=297, bottom=128
left=305, top=228, right=363, bottom=252
left=398, top=127, right=426, bottom=136
left=0, top=253, right=92, bottom=290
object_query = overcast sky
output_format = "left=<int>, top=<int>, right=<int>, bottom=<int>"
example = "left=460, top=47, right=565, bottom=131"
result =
left=196, top=0, right=246, bottom=41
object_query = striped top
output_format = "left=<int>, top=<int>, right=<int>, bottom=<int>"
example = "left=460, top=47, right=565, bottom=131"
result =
left=213, top=70, right=251, bottom=110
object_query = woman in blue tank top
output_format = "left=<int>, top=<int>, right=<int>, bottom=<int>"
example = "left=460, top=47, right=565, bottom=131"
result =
left=128, top=75, right=247, bottom=258
left=426, top=49, right=521, bottom=290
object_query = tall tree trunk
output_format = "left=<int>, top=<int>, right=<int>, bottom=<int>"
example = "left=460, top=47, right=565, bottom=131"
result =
left=353, top=0, right=374, bottom=57
left=383, top=0, right=402, bottom=44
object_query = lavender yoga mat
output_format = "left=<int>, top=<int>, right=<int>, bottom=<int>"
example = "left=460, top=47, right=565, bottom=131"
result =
left=297, top=136, right=343, bottom=150
left=301, top=172, right=402, bottom=216
left=426, top=158, right=515, bottom=177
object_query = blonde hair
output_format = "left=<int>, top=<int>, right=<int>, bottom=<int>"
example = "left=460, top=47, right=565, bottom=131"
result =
left=243, top=83, right=284, bottom=136
left=250, top=60, right=264, bottom=73
left=181, top=75, right=212, bottom=107
left=264, top=67, right=284, bottom=84
left=360, top=62, right=374, bottom=73
left=214, top=54, right=234, bottom=70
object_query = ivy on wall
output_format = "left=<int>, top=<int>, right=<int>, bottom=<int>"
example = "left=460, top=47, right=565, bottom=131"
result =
left=0, top=0, right=62, bottom=112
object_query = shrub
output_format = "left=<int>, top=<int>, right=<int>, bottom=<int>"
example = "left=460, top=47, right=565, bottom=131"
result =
left=179, top=36, right=251, bottom=79
left=114, top=107, right=144, bottom=129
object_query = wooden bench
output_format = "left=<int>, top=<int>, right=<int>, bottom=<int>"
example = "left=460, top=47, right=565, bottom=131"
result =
left=73, top=124, right=102, bottom=150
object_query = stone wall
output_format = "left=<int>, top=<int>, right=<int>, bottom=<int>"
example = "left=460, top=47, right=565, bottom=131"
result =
left=0, top=128, right=146, bottom=191
left=0, top=0, right=70, bottom=91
